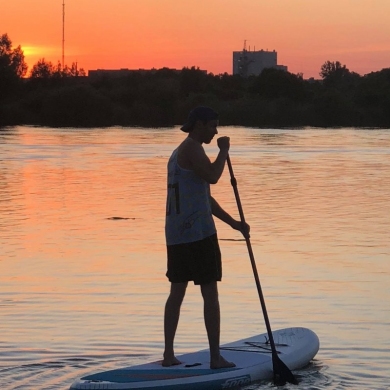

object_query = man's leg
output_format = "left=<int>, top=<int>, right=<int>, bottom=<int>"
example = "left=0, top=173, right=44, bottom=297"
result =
left=162, top=282, right=187, bottom=367
left=200, top=282, right=235, bottom=369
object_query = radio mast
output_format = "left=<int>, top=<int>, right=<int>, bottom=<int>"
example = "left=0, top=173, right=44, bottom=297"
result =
left=62, top=0, right=65, bottom=68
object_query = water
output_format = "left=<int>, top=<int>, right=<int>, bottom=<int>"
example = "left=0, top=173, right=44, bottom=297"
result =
left=1, top=126, right=389, bottom=390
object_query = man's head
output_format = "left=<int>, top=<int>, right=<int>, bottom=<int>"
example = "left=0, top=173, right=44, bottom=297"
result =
left=180, top=106, right=219, bottom=133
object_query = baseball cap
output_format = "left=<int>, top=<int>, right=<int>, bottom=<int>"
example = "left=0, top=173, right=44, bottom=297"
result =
left=180, top=106, right=219, bottom=132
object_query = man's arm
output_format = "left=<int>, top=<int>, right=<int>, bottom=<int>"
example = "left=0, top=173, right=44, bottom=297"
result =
left=184, top=137, right=230, bottom=184
left=210, top=196, right=250, bottom=237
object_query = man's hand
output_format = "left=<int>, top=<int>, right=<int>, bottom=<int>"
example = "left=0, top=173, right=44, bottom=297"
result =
left=217, top=136, right=230, bottom=151
left=231, top=220, right=250, bottom=239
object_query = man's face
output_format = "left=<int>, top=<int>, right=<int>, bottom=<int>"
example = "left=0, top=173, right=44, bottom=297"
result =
left=201, top=119, right=219, bottom=144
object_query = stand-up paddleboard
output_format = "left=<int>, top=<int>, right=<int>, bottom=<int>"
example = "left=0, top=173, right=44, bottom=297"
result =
left=69, top=327, right=319, bottom=390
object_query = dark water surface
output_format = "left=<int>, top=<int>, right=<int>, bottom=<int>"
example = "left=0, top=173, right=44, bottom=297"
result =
left=1, top=126, right=389, bottom=389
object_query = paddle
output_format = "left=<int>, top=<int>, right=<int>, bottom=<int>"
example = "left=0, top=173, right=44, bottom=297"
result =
left=226, top=154, right=298, bottom=386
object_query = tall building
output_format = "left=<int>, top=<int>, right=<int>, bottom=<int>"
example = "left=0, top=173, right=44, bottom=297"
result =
left=233, top=43, right=287, bottom=77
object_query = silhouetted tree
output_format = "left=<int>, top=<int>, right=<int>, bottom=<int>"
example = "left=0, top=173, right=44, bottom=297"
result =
left=42, top=85, right=112, bottom=127
left=180, top=67, right=210, bottom=97
left=319, top=60, right=360, bottom=89
left=30, top=59, right=86, bottom=79
left=0, top=34, right=27, bottom=77
left=249, top=68, right=307, bottom=101
left=320, top=61, right=346, bottom=79
left=0, top=33, right=28, bottom=100
left=62, top=62, right=86, bottom=77
left=30, top=58, right=56, bottom=79
left=355, top=68, right=390, bottom=126
left=212, top=73, right=244, bottom=100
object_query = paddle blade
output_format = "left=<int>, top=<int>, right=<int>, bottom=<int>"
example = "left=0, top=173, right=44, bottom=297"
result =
left=273, top=355, right=298, bottom=386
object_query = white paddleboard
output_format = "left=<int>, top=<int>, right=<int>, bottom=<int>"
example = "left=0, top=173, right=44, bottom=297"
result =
left=70, top=327, right=319, bottom=390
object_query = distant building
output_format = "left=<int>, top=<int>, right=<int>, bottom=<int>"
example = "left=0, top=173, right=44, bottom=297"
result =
left=88, top=68, right=156, bottom=80
left=233, top=43, right=288, bottom=77
left=88, top=67, right=206, bottom=80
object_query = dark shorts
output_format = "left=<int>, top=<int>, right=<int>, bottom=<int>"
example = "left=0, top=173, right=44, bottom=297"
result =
left=166, top=234, right=222, bottom=285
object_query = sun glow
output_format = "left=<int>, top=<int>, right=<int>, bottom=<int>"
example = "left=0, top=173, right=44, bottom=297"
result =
left=20, top=46, right=42, bottom=57
left=20, top=45, right=61, bottom=71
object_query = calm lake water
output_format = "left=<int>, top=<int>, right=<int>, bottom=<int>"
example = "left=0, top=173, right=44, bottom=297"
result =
left=1, top=126, right=389, bottom=390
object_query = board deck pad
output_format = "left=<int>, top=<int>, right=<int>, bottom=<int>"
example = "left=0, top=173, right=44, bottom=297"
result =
left=70, top=327, right=319, bottom=390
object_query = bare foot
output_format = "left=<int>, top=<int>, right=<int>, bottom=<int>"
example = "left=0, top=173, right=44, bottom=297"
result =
left=162, top=356, right=182, bottom=367
left=210, top=355, right=236, bottom=369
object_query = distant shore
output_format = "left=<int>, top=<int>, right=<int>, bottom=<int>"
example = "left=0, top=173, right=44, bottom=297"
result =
left=1, top=66, right=390, bottom=128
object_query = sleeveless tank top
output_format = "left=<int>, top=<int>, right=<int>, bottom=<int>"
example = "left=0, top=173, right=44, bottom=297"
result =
left=165, top=147, right=216, bottom=245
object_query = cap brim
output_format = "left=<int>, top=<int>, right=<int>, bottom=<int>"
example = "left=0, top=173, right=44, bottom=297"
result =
left=180, top=123, right=192, bottom=132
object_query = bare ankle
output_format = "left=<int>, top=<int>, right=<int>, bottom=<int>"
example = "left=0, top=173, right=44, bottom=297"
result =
left=210, top=355, right=236, bottom=369
left=162, top=356, right=181, bottom=367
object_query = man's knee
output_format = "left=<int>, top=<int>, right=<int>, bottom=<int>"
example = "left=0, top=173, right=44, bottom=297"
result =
left=169, top=282, right=188, bottom=301
left=200, top=281, right=219, bottom=301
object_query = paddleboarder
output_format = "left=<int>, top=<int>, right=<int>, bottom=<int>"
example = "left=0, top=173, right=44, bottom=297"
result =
left=163, top=106, right=249, bottom=369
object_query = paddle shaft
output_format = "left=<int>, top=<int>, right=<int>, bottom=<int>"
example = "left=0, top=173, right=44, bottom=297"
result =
left=226, top=156, right=277, bottom=348
left=226, top=154, right=297, bottom=385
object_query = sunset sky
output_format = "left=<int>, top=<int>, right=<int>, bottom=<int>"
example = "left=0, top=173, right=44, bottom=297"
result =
left=2, top=0, right=390, bottom=78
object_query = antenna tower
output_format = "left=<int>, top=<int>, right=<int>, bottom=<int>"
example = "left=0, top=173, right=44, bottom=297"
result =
left=62, top=0, right=65, bottom=68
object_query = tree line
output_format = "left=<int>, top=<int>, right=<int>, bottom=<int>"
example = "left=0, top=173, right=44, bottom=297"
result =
left=1, top=33, right=389, bottom=128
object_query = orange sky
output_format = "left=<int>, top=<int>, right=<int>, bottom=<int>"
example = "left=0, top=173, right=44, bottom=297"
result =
left=2, top=0, right=390, bottom=78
